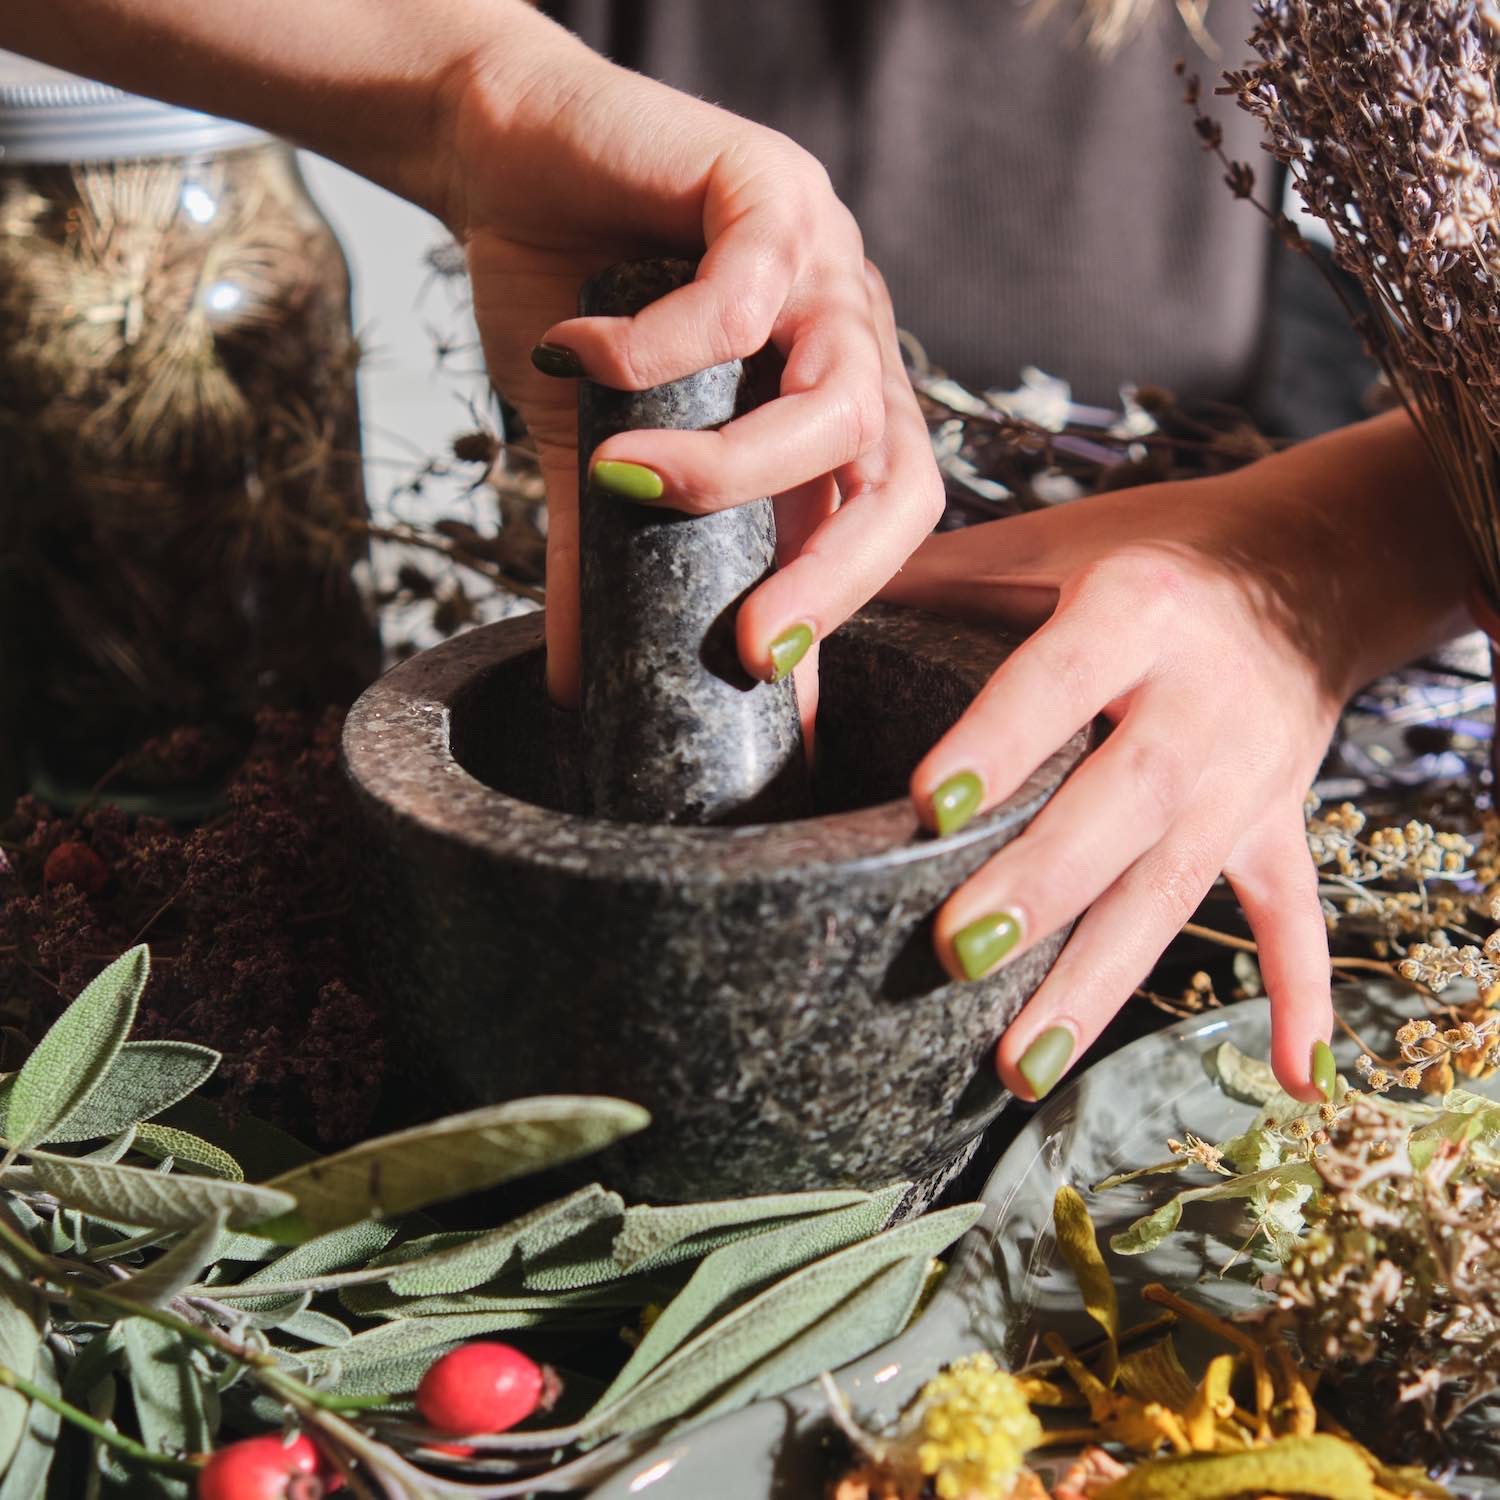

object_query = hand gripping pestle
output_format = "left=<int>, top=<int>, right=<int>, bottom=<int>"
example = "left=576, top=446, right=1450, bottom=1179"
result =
left=576, top=258, right=812, bottom=825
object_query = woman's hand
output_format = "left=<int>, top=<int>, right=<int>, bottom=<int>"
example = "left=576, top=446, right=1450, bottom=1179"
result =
left=883, top=410, right=1472, bottom=1104
left=444, top=9, right=943, bottom=712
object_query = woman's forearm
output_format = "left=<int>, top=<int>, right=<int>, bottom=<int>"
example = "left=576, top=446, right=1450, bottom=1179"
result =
left=0, top=0, right=580, bottom=220
left=1222, top=406, right=1475, bottom=692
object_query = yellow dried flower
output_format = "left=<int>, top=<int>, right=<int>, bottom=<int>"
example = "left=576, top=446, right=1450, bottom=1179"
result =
left=910, top=1353, right=1042, bottom=1499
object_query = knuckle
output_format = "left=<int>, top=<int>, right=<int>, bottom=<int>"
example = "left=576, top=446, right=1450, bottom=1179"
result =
left=1120, top=737, right=1191, bottom=828
left=1147, top=840, right=1220, bottom=923
left=709, top=285, right=773, bottom=360
left=828, top=386, right=884, bottom=463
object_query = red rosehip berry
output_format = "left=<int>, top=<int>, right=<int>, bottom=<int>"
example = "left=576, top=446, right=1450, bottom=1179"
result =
left=42, top=841, right=108, bottom=895
left=196, top=1434, right=335, bottom=1500
left=415, top=1342, right=553, bottom=1437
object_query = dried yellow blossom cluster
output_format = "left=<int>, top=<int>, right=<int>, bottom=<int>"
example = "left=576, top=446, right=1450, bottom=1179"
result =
left=911, top=1354, right=1043, bottom=1499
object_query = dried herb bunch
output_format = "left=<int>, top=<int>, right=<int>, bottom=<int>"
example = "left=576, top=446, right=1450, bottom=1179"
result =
left=1275, top=1097, right=1500, bottom=1430
left=0, top=710, right=383, bottom=1146
left=0, top=144, right=378, bottom=793
left=1227, top=0, right=1500, bottom=595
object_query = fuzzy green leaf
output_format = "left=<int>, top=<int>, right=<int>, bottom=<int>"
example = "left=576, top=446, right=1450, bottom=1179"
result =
left=0, top=1279, right=43, bottom=1473
left=340, top=1279, right=644, bottom=1321
left=134, top=1124, right=244, bottom=1180
left=300, top=1311, right=564, bottom=1397
left=364, top=1185, right=625, bottom=1302
left=583, top=1202, right=980, bottom=1438
left=6, top=947, right=150, bottom=1149
left=0, top=1343, right=58, bottom=1500
left=123, top=1319, right=212, bottom=1492
left=1109, top=1197, right=1183, bottom=1256
left=694, top=1254, right=928, bottom=1427
left=30, top=1152, right=295, bottom=1231
left=278, top=1309, right=353, bottom=1347
left=112, top=1211, right=229, bottom=1309
left=218, top=1219, right=401, bottom=1308
left=0, top=1041, right=220, bottom=1147
left=253, top=1096, right=648, bottom=1241
left=611, top=1188, right=873, bottom=1270
left=1109, top=1162, right=1321, bottom=1256
left=598, top=1184, right=905, bottom=1407
left=1207, top=1040, right=1281, bottom=1106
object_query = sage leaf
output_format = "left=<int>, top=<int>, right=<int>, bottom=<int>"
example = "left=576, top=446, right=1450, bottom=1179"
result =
left=112, top=1211, right=228, bottom=1308
left=123, top=1320, right=212, bottom=1493
left=0, top=1343, right=58, bottom=1500
left=254, top=1096, right=648, bottom=1240
left=278, top=1309, right=352, bottom=1347
left=612, top=1187, right=873, bottom=1270
left=340, top=1280, right=644, bottom=1321
left=1052, top=1186, right=1118, bottom=1377
left=0, top=1042, right=220, bottom=1146
left=599, top=1184, right=905, bottom=1407
left=0, top=1279, right=43, bottom=1473
left=134, top=1124, right=244, bottom=1180
left=6, top=946, right=149, bottom=1149
left=223, top=1219, right=400, bottom=1307
left=387, top=1185, right=624, bottom=1296
left=233, top=1292, right=313, bottom=1331
left=583, top=1202, right=980, bottom=1438
left=1109, top=1162, right=1320, bottom=1256
left=301, top=1311, right=563, bottom=1397
left=30, top=1151, right=295, bottom=1231
left=693, top=1253, right=928, bottom=1427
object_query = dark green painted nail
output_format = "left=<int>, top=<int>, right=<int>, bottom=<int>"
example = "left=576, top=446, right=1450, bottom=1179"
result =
left=530, top=341, right=585, bottom=378
left=952, top=910, right=1023, bottom=981
left=1019, top=1027, right=1074, bottom=1100
left=932, top=770, right=984, bottom=836
left=768, top=623, right=814, bottom=682
left=591, top=460, right=665, bottom=502
left=1311, top=1039, right=1336, bottom=1101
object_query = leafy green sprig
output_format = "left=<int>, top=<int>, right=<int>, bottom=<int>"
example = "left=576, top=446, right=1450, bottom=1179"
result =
left=0, top=948, right=977, bottom=1497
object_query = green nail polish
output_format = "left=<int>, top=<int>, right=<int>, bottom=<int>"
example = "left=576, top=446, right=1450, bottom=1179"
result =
left=952, top=910, right=1023, bottom=981
left=1019, top=1027, right=1074, bottom=1100
left=591, top=460, right=665, bottom=502
left=931, top=770, right=984, bottom=836
left=1311, top=1039, right=1337, bottom=1101
left=530, top=341, right=585, bottom=378
left=768, top=623, right=814, bottom=682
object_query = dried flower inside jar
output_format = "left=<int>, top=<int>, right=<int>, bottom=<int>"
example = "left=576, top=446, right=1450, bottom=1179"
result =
left=0, top=64, right=379, bottom=808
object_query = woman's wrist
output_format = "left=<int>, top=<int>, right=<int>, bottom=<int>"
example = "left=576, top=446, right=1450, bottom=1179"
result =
left=1221, top=407, right=1474, bottom=696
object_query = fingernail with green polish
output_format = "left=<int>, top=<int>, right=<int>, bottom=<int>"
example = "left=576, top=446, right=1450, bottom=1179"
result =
left=952, top=909, right=1023, bottom=981
left=1311, top=1039, right=1337, bottom=1101
left=931, top=770, right=984, bottom=836
left=1019, top=1027, right=1075, bottom=1101
left=768, top=623, right=814, bottom=682
left=591, top=460, right=665, bottom=502
left=530, top=341, right=585, bottom=378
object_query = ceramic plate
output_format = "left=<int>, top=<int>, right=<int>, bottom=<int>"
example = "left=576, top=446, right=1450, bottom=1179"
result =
left=594, top=987, right=1496, bottom=1499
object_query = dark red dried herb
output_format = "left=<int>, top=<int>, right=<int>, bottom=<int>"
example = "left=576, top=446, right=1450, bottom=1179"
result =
left=0, top=708, right=383, bottom=1145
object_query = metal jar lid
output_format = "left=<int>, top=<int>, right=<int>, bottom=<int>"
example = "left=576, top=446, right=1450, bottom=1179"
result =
left=0, top=51, right=269, bottom=164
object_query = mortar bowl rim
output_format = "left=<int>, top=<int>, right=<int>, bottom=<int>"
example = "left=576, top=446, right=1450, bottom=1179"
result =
left=342, top=602, right=1089, bottom=884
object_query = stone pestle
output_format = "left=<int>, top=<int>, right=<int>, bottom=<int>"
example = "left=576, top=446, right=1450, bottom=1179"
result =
left=577, top=258, right=811, bottom=825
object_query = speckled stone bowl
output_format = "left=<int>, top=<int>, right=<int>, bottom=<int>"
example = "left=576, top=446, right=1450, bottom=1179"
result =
left=343, top=603, right=1090, bottom=1202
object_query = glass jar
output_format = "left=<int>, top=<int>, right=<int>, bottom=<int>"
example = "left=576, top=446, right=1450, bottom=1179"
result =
left=0, top=55, right=379, bottom=811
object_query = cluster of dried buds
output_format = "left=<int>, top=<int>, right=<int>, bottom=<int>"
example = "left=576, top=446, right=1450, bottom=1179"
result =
left=1228, top=0, right=1500, bottom=588
left=1274, top=1099, right=1500, bottom=1429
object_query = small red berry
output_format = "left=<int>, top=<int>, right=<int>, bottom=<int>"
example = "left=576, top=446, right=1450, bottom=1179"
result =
left=415, top=1342, right=551, bottom=1437
left=42, top=841, right=109, bottom=895
left=196, top=1434, right=333, bottom=1500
